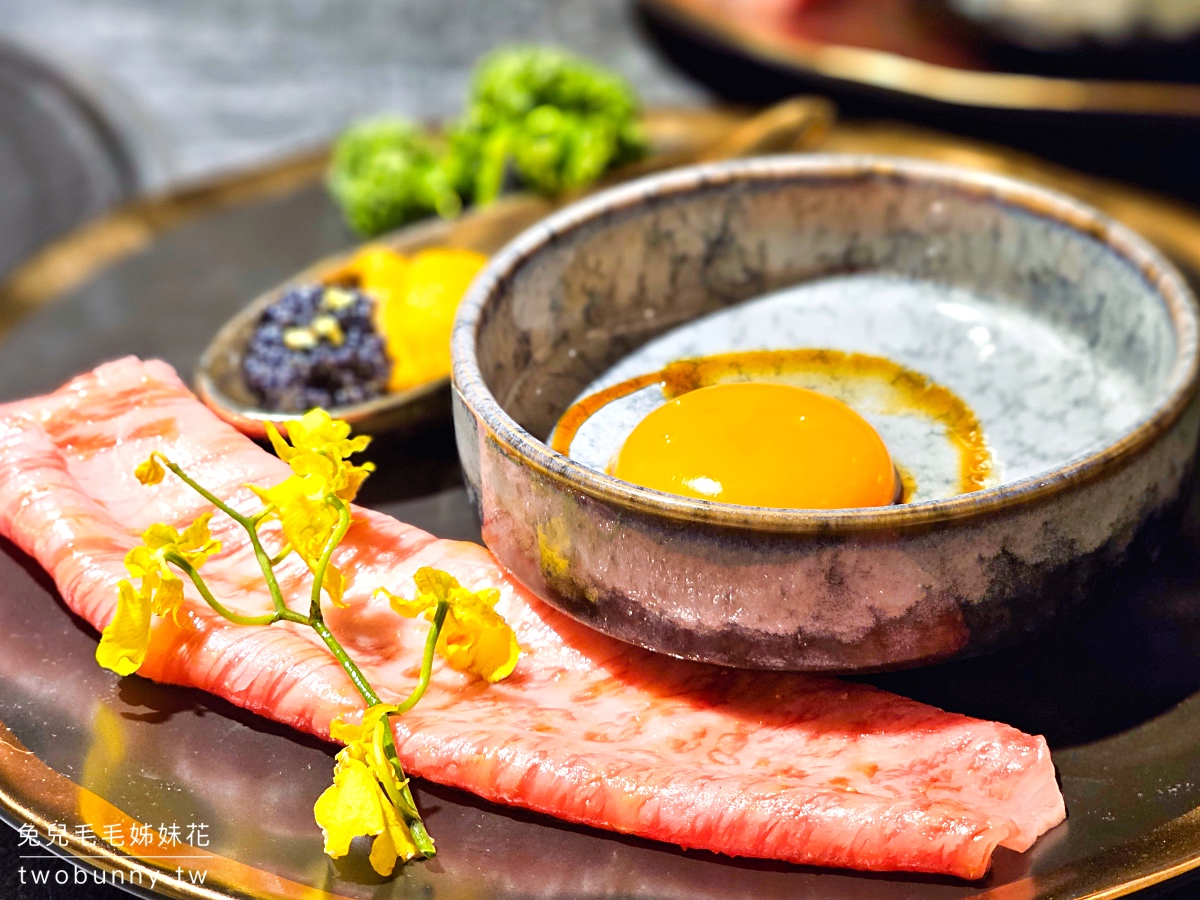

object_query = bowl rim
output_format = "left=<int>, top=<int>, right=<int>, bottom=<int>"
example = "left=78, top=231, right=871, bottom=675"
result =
left=452, top=154, right=1200, bottom=533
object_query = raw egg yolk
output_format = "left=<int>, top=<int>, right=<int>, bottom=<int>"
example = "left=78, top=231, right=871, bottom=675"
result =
left=611, top=382, right=896, bottom=509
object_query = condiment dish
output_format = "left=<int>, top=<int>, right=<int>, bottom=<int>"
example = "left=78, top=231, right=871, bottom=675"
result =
left=452, top=155, right=1200, bottom=671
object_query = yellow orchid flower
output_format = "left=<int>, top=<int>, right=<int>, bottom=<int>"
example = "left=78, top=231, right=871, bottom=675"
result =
left=133, top=454, right=165, bottom=485
left=436, top=591, right=520, bottom=683
left=316, top=703, right=420, bottom=875
left=130, top=514, right=221, bottom=573
left=314, top=755, right=419, bottom=875
left=95, top=580, right=153, bottom=676
left=289, top=447, right=372, bottom=505
left=250, top=472, right=347, bottom=605
left=380, top=567, right=520, bottom=683
left=277, top=408, right=371, bottom=460
left=264, top=410, right=373, bottom=503
left=123, top=514, right=221, bottom=617
left=255, top=411, right=374, bottom=607
left=97, top=514, right=221, bottom=676
left=329, top=701, right=399, bottom=746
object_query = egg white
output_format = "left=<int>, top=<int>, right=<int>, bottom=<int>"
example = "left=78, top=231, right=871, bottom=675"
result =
left=553, top=274, right=1148, bottom=504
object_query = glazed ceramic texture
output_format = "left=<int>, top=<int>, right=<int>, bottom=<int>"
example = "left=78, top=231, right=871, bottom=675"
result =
left=452, top=155, right=1200, bottom=671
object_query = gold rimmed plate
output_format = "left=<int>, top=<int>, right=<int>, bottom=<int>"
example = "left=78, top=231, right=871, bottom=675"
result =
left=640, top=0, right=1200, bottom=116
left=7, top=118, right=1200, bottom=898
left=637, top=0, right=1200, bottom=204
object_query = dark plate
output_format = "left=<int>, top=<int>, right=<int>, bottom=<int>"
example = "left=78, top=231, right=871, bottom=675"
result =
left=5, top=123, right=1200, bottom=898
left=637, top=0, right=1200, bottom=206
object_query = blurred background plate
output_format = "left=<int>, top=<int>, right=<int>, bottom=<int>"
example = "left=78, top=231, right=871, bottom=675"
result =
left=638, top=0, right=1200, bottom=205
left=0, top=39, right=148, bottom=281
left=7, top=117, right=1200, bottom=898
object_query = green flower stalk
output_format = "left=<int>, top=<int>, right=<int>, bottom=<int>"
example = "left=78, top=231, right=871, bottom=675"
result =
left=96, top=409, right=520, bottom=874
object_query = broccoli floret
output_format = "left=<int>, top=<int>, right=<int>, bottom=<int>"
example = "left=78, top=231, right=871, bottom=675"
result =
left=470, top=45, right=641, bottom=128
left=327, top=47, right=647, bottom=234
left=327, top=118, right=461, bottom=237
left=452, top=46, right=647, bottom=203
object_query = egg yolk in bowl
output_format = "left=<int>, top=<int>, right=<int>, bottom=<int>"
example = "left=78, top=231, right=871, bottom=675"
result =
left=610, top=382, right=896, bottom=509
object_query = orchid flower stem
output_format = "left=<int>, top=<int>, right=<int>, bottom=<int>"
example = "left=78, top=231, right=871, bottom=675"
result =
left=372, top=600, right=448, bottom=857
left=168, top=554, right=277, bottom=627
left=395, top=600, right=449, bottom=715
left=155, top=448, right=439, bottom=860
left=238, top=508, right=289, bottom=617
left=158, top=455, right=289, bottom=615
left=403, top=793, right=436, bottom=856
left=310, top=619, right=381, bottom=706
left=159, top=455, right=251, bottom=527
left=307, top=601, right=435, bottom=856
left=376, top=721, right=435, bottom=855
left=310, top=610, right=434, bottom=855
left=246, top=526, right=290, bottom=616
left=159, top=461, right=385, bottom=711
left=311, top=499, right=351, bottom=622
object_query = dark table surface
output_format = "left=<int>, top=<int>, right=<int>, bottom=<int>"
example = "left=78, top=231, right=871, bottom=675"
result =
left=0, top=0, right=705, bottom=190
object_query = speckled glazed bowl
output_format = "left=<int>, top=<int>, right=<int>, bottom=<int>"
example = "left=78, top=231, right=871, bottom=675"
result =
left=451, top=155, right=1200, bottom=672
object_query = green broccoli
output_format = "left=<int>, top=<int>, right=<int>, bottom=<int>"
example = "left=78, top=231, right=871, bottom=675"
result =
left=327, top=47, right=647, bottom=237
left=327, top=118, right=461, bottom=237
left=451, top=46, right=647, bottom=203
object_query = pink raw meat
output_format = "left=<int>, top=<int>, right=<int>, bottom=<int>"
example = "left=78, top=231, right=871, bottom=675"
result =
left=0, top=357, right=1064, bottom=879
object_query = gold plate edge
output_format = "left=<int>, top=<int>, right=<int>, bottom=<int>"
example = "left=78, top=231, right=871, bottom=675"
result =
left=0, top=147, right=330, bottom=336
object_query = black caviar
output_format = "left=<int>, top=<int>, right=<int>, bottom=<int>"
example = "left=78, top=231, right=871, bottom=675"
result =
left=242, top=284, right=392, bottom=412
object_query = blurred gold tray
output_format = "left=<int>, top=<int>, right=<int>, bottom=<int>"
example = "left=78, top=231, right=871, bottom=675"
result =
left=640, top=0, right=1200, bottom=116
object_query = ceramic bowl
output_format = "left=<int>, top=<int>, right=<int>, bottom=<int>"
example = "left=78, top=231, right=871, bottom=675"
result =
left=451, top=155, right=1200, bottom=672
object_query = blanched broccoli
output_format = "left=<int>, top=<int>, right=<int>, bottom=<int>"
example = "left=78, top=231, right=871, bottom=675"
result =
left=327, top=118, right=461, bottom=237
left=328, top=47, right=647, bottom=237
left=450, top=46, right=647, bottom=203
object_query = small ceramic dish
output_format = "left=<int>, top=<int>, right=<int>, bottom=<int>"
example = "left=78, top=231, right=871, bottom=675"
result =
left=452, top=155, right=1200, bottom=672
left=195, top=204, right=555, bottom=439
